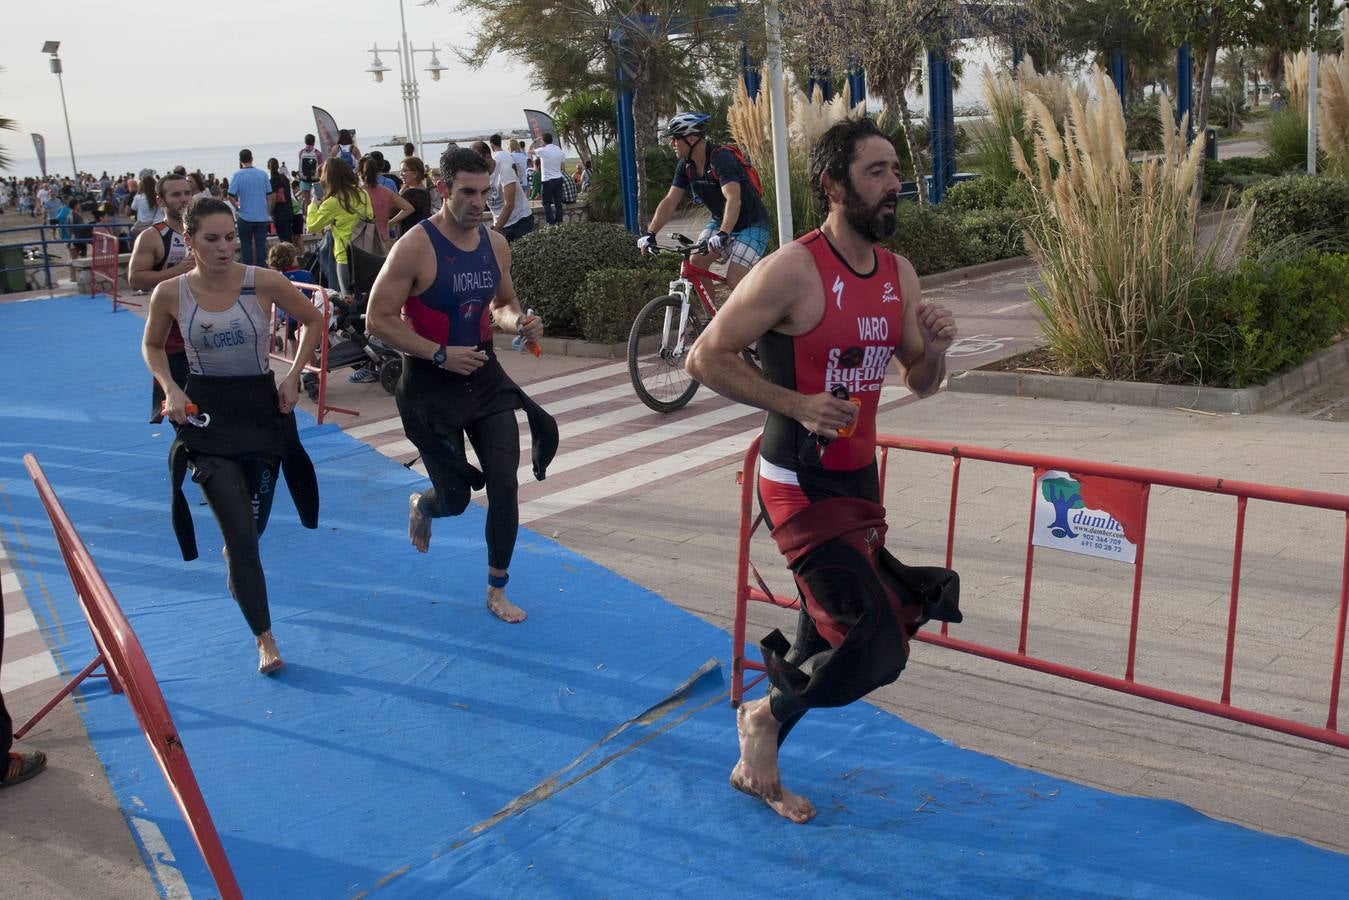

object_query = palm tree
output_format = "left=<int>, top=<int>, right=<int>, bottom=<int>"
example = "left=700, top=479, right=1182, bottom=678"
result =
left=0, top=66, right=18, bottom=171
left=0, top=114, right=16, bottom=171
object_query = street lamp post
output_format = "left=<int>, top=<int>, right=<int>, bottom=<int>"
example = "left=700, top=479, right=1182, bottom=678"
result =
left=41, top=40, right=78, bottom=176
left=365, top=0, right=448, bottom=161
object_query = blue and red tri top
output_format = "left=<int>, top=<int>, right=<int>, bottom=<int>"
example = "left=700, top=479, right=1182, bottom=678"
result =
left=402, top=220, right=500, bottom=348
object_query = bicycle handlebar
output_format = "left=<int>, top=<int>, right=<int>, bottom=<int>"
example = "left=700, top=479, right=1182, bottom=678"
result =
left=644, top=240, right=709, bottom=257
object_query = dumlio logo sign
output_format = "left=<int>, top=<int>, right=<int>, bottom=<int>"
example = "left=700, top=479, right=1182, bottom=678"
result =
left=1032, top=469, right=1147, bottom=564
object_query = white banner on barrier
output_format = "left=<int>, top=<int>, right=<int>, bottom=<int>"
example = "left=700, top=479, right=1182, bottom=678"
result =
left=1031, top=469, right=1145, bottom=564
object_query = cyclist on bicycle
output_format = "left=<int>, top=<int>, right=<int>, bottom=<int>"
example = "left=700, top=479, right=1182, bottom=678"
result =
left=639, top=112, right=771, bottom=291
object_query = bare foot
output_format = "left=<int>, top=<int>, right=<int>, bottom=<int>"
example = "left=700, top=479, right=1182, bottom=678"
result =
left=486, top=586, right=527, bottom=624
left=729, top=698, right=816, bottom=824
left=256, top=631, right=284, bottom=675
left=408, top=492, right=431, bottom=553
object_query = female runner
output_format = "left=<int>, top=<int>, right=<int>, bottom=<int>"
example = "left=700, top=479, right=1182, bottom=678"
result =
left=142, top=197, right=324, bottom=673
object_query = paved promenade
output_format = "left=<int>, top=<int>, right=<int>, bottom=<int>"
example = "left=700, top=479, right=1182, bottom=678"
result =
left=3, top=246, right=1348, bottom=894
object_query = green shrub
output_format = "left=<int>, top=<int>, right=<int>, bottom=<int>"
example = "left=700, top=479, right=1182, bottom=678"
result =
left=953, top=207, right=1028, bottom=265
left=588, top=143, right=681, bottom=224
left=883, top=202, right=966, bottom=275
left=511, top=222, right=645, bottom=334
left=1192, top=250, right=1349, bottom=386
left=1126, top=96, right=1164, bottom=153
left=577, top=267, right=675, bottom=344
left=942, top=177, right=1009, bottom=213
left=1202, top=156, right=1287, bottom=202
left=1208, top=84, right=1248, bottom=135
left=1263, top=106, right=1328, bottom=173
left=1242, top=175, right=1349, bottom=251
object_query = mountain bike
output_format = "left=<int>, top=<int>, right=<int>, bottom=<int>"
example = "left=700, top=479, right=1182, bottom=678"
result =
left=627, top=233, right=756, bottom=413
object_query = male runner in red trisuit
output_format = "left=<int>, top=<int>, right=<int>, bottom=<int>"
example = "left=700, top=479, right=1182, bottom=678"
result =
left=688, top=116, right=961, bottom=823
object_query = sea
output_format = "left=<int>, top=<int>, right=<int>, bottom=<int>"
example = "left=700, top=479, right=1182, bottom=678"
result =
left=3, top=129, right=533, bottom=181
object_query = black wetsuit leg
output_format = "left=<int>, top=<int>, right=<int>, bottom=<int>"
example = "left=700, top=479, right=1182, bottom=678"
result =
left=403, top=408, right=475, bottom=519
left=197, top=457, right=279, bottom=636
left=759, top=463, right=881, bottom=745
left=1, top=598, right=12, bottom=759
left=464, top=409, right=522, bottom=571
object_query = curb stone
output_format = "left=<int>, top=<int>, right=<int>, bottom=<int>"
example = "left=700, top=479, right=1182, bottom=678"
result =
left=949, top=339, right=1349, bottom=414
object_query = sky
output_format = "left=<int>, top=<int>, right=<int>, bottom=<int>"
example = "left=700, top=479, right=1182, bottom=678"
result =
left=1, top=0, right=551, bottom=161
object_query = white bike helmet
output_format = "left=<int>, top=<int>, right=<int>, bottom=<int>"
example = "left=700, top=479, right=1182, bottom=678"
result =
left=664, top=112, right=711, bottom=138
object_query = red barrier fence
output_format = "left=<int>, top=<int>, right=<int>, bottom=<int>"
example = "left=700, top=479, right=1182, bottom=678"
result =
left=92, top=229, right=136, bottom=312
left=731, top=434, right=1349, bottom=750
left=269, top=282, right=357, bottom=426
left=16, top=454, right=242, bottom=899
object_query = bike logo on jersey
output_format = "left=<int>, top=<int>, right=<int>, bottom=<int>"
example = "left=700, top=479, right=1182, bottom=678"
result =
left=832, top=275, right=845, bottom=310
left=881, top=281, right=899, bottom=303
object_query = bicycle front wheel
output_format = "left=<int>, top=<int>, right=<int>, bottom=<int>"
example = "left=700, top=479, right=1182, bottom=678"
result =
left=627, top=294, right=707, bottom=413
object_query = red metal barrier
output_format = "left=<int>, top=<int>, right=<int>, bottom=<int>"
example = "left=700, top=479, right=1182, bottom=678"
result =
left=16, top=454, right=243, bottom=899
left=92, top=229, right=137, bottom=312
left=269, top=282, right=358, bottom=426
left=730, top=434, right=1349, bottom=751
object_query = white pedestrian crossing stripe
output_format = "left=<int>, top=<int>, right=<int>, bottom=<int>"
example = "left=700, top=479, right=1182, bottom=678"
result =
left=351, top=359, right=917, bottom=525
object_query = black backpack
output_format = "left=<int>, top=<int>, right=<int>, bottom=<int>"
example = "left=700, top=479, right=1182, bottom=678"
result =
left=299, top=149, right=320, bottom=181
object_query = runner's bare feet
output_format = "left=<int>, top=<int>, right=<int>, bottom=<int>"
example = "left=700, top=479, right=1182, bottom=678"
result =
left=729, top=697, right=816, bottom=823
left=256, top=631, right=284, bottom=675
left=408, top=492, right=431, bottom=553
left=486, top=586, right=527, bottom=623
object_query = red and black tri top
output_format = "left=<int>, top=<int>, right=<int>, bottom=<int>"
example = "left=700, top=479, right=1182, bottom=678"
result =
left=757, top=229, right=904, bottom=473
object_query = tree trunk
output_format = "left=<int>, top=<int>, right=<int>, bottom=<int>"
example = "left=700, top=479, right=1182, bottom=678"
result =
left=1192, top=33, right=1221, bottom=198
left=1194, top=33, right=1220, bottom=142
left=631, top=60, right=659, bottom=232
left=894, top=91, right=925, bottom=207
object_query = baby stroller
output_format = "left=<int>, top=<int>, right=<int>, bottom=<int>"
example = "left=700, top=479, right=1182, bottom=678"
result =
left=297, top=244, right=404, bottom=399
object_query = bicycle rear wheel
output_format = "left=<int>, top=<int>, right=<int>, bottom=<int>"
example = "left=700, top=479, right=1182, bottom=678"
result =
left=627, top=294, right=707, bottom=413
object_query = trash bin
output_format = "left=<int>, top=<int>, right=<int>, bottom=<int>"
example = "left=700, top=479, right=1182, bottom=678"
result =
left=1205, top=127, right=1218, bottom=161
left=0, top=246, right=26, bottom=293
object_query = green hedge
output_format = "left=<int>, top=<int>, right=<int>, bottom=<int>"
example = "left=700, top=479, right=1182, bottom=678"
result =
left=511, top=222, right=645, bottom=334
left=578, top=267, right=676, bottom=344
left=1194, top=250, right=1349, bottom=386
left=953, top=207, right=1028, bottom=265
left=941, top=177, right=1010, bottom=213
left=882, top=193, right=1030, bottom=274
left=882, top=203, right=967, bottom=275
left=1202, top=156, right=1287, bottom=202
left=1242, top=176, right=1349, bottom=251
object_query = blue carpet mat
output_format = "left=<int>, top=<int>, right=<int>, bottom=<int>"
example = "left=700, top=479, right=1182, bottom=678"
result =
left=1, top=296, right=1345, bottom=898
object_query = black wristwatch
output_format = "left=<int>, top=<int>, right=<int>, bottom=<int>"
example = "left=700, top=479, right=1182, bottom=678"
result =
left=431, top=344, right=447, bottom=366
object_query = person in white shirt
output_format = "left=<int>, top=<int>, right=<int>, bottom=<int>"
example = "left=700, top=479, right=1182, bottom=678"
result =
left=130, top=174, right=161, bottom=236
left=473, top=141, right=534, bottom=243
left=510, top=140, right=529, bottom=189
left=534, top=132, right=567, bottom=226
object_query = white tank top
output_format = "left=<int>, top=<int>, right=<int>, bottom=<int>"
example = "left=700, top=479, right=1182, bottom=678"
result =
left=178, top=266, right=271, bottom=376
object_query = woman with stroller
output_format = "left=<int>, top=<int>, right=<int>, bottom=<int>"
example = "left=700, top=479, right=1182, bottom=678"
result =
left=305, top=159, right=373, bottom=297
left=142, top=197, right=324, bottom=674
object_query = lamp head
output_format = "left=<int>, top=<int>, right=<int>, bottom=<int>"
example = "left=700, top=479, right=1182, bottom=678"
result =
left=367, top=46, right=391, bottom=84
left=425, top=47, right=448, bottom=83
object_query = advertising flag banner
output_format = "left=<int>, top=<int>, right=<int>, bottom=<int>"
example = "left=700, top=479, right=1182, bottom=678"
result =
left=522, top=109, right=556, bottom=149
left=31, top=133, right=47, bottom=177
left=312, top=107, right=340, bottom=157
left=1031, top=469, right=1147, bottom=564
